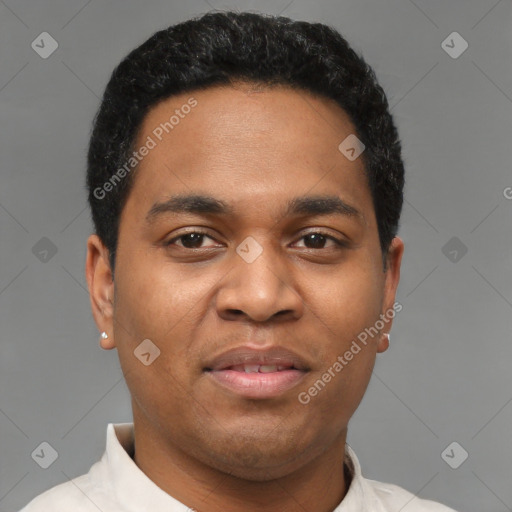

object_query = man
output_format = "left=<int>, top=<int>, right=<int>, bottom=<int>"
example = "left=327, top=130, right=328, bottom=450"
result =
left=20, top=10, right=457, bottom=512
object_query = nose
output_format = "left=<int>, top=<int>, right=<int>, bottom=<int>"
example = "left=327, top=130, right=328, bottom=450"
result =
left=215, top=239, right=304, bottom=323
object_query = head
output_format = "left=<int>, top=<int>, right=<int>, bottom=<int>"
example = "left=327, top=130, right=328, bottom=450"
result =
left=85, top=11, right=404, bottom=481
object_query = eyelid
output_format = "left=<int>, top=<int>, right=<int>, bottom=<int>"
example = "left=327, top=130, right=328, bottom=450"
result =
left=165, top=227, right=348, bottom=249
left=165, top=228, right=219, bottom=247
left=291, top=229, right=348, bottom=248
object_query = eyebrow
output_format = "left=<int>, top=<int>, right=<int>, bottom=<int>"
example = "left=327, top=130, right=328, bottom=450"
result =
left=145, top=194, right=362, bottom=224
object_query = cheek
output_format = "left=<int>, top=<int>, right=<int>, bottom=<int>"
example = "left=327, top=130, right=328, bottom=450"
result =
left=112, top=249, right=223, bottom=393
left=114, top=247, right=207, bottom=336
left=300, top=259, right=384, bottom=402
left=308, top=260, right=384, bottom=341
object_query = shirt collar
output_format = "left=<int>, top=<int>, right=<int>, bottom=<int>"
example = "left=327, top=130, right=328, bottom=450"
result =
left=334, top=443, right=388, bottom=512
left=90, top=423, right=385, bottom=512
left=90, top=423, right=190, bottom=511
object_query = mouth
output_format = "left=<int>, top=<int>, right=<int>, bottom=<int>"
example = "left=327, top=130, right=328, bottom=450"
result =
left=203, top=347, right=310, bottom=399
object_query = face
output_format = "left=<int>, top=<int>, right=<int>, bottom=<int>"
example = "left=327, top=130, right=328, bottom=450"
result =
left=86, top=83, right=403, bottom=481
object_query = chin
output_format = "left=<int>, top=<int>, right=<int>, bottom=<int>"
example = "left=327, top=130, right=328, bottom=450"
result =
left=207, top=450, right=305, bottom=481
left=192, top=427, right=318, bottom=481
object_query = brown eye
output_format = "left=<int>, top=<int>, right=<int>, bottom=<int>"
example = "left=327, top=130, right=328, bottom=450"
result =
left=302, top=233, right=328, bottom=249
left=166, top=230, right=218, bottom=249
left=294, top=232, right=345, bottom=250
left=179, top=233, right=207, bottom=248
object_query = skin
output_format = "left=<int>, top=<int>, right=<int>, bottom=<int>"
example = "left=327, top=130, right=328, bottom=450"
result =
left=86, top=82, right=403, bottom=512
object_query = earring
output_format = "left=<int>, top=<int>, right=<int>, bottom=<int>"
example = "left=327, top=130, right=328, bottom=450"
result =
left=385, top=333, right=390, bottom=343
left=377, top=332, right=390, bottom=353
left=99, top=330, right=115, bottom=350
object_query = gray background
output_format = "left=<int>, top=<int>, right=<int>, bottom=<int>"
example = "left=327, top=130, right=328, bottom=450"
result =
left=1, top=1, right=511, bottom=511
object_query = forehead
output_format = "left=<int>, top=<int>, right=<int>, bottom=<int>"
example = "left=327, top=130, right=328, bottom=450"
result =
left=123, top=84, right=374, bottom=225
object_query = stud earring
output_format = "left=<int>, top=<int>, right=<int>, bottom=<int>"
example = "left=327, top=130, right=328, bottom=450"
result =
left=99, top=330, right=115, bottom=350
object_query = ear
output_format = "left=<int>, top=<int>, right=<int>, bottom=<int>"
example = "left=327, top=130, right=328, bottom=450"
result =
left=85, top=234, right=116, bottom=350
left=377, top=236, right=404, bottom=353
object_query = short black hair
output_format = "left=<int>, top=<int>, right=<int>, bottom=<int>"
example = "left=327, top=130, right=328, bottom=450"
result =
left=86, top=10, right=404, bottom=272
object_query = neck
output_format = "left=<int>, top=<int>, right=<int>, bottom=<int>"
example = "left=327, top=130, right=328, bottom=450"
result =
left=130, top=412, right=350, bottom=512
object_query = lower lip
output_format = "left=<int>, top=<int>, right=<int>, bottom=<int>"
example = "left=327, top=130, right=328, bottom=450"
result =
left=206, top=369, right=307, bottom=399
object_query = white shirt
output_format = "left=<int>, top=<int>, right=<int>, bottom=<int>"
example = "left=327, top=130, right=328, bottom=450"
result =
left=20, top=423, right=457, bottom=511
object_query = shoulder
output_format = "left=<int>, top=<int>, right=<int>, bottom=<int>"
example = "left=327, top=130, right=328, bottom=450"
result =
left=18, top=473, right=114, bottom=512
left=366, top=479, right=458, bottom=512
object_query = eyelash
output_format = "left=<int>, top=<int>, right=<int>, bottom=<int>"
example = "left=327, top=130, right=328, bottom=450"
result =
left=165, top=229, right=347, bottom=249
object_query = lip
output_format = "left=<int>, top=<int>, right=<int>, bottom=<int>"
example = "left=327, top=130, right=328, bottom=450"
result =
left=204, top=346, right=310, bottom=399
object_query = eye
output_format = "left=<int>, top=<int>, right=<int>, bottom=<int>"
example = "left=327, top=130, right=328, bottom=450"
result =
left=166, top=230, right=220, bottom=249
left=293, top=232, right=346, bottom=249
left=164, top=230, right=347, bottom=251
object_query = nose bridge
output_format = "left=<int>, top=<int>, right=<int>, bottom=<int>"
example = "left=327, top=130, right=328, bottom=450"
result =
left=216, top=236, right=302, bottom=322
